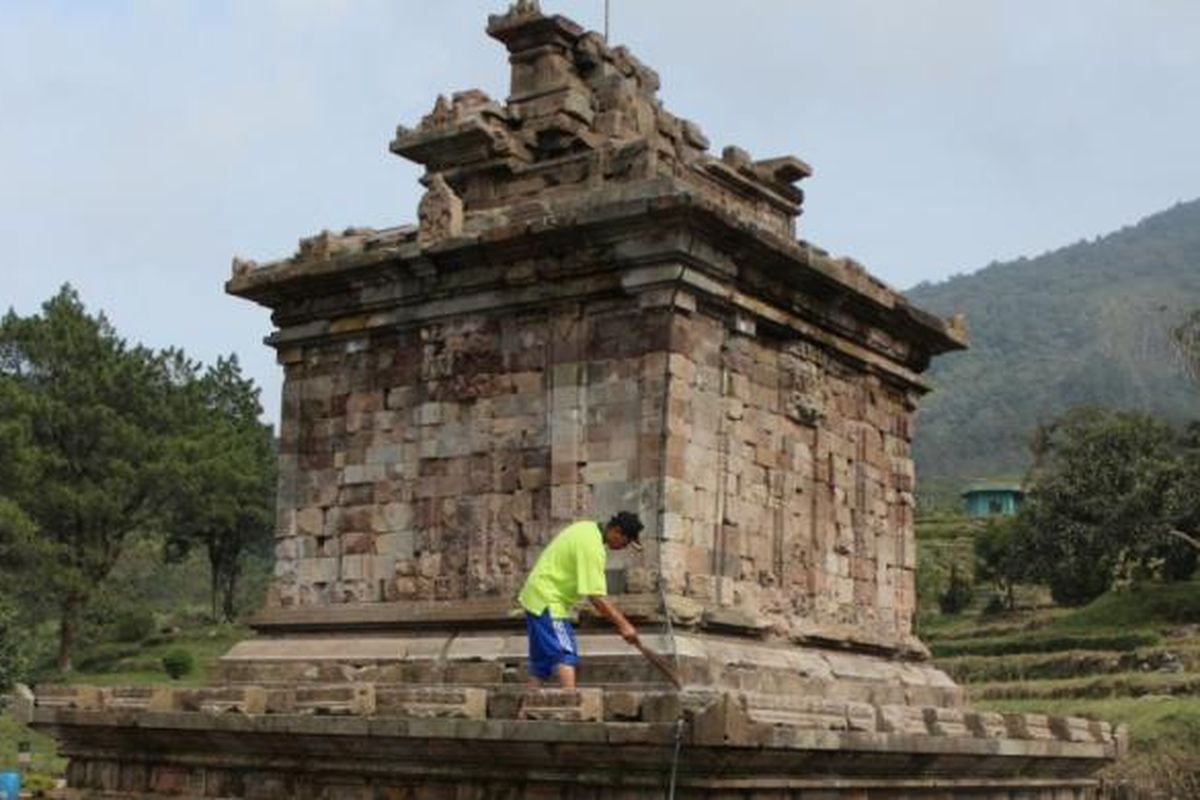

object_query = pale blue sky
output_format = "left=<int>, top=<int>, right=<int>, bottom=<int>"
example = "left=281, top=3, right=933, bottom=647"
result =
left=3, top=1, right=1199, bottom=422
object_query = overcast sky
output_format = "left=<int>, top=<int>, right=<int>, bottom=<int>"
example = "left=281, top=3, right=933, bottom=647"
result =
left=3, top=1, right=1199, bottom=423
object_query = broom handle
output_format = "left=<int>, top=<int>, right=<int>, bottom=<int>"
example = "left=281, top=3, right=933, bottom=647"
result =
left=632, top=638, right=682, bottom=689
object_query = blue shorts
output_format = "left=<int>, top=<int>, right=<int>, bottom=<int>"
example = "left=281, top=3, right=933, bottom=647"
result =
left=525, top=610, right=579, bottom=679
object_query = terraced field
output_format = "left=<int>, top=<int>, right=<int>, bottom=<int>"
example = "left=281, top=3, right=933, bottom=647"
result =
left=921, top=581, right=1200, bottom=794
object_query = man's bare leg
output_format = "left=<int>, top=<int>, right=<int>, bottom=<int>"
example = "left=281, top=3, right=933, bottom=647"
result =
left=556, top=663, right=577, bottom=689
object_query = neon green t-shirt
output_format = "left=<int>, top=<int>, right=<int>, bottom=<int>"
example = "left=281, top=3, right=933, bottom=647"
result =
left=518, top=520, right=608, bottom=619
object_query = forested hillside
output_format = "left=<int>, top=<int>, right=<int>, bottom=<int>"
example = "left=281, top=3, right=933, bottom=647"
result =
left=908, top=199, right=1200, bottom=495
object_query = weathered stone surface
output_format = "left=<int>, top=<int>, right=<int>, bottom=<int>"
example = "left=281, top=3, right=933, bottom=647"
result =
left=922, top=706, right=969, bottom=737
left=34, top=685, right=106, bottom=712
left=1051, top=714, right=1099, bottom=743
left=184, top=687, right=268, bottom=715
left=416, top=173, right=464, bottom=248
left=965, top=710, right=1008, bottom=739
left=1006, top=712, right=1056, bottom=741
left=603, top=690, right=642, bottom=721
left=876, top=703, right=928, bottom=736
left=375, top=686, right=487, bottom=720
left=519, top=688, right=603, bottom=722
left=745, top=693, right=854, bottom=731
left=292, top=683, right=376, bottom=716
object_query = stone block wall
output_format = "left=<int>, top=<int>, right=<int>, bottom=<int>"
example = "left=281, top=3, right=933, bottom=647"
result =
left=657, top=305, right=917, bottom=646
left=268, top=282, right=919, bottom=648
left=271, top=300, right=674, bottom=609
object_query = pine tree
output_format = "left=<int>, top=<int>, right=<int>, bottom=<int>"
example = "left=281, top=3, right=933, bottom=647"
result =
left=0, top=286, right=191, bottom=670
left=164, top=356, right=275, bottom=622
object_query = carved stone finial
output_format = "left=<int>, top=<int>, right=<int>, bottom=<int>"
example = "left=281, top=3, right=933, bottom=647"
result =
left=417, top=174, right=464, bottom=249
left=509, top=0, right=541, bottom=17
left=947, top=312, right=970, bottom=342
left=297, top=230, right=332, bottom=261
left=420, top=95, right=455, bottom=131
left=722, top=145, right=752, bottom=170
left=231, top=256, right=258, bottom=277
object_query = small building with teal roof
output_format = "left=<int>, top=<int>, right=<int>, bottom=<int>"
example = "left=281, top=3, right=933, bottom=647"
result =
left=961, top=480, right=1025, bottom=517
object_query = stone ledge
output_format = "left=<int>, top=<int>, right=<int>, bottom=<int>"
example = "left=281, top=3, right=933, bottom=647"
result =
left=217, top=631, right=958, bottom=704
left=518, top=688, right=602, bottom=722
left=31, top=705, right=1115, bottom=790
left=29, top=685, right=1121, bottom=761
left=291, top=684, right=376, bottom=716
left=375, top=686, right=487, bottom=719
left=229, top=184, right=964, bottom=363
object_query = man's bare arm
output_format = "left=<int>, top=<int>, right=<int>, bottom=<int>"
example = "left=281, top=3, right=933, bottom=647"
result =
left=590, top=596, right=638, bottom=643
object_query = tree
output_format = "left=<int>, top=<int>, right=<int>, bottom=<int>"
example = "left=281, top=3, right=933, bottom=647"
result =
left=164, top=356, right=275, bottom=622
left=1018, top=407, right=1188, bottom=605
left=0, top=596, right=27, bottom=692
left=974, top=517, right=1025, bottom=611
left=914, top=561, right=947, bottom=616
left=1174, top=310, right=1200, bottom=386
left=0, top=495, right=35, bottom=690
left=0, top=498, right=35, bottom=554
left=1165, top=422, right=1200, bottom=558
left=0, top=286, right=190, bottom=670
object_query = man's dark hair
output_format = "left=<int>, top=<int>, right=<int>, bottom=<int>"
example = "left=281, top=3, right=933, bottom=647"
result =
left=607, top=511, right=643, bottom=542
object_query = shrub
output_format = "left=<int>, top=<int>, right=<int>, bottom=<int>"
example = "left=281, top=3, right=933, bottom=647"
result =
left=982, top=593, right=1007, bottom=617
left=23, top=772, right=57, bottom=794
left=161, top=649, right=195, bottom=680
left=76, top=642, right=140, bottom=673
left=114, top=656, right=167, bottom=673
left=938, top=565, right=974, bottom=615
left=915, top=562, right=948, bottom=612
left=0, top=598, right=27, bottom=691
left=112, top=609, right=157, bottom=643
left=974, top=518, right=1023, bottom=610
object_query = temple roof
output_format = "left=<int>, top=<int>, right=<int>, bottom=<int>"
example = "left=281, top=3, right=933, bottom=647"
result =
left=227, top=1, right=968, bottom=360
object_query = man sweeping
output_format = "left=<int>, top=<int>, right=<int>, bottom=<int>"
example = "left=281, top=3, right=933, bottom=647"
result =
left=517, top=512, right=643, bottom=689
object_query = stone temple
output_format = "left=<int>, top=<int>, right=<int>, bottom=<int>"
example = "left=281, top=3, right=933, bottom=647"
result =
left=24, top=3, right=1119, bottom=797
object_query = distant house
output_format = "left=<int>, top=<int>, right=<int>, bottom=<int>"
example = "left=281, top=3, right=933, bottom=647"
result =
left=961, top=481, right=1025, bottom=517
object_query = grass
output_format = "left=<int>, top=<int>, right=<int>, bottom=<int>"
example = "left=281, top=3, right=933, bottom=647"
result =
left=939, top=650, right=1127, bottom=682
left=914, top=515, right=985, bottom=541
left=39, top=624, right=250, bottom=688
left=0, top=709, right=65, bottom=779
left=941, top=643, right=1200, bottom=683
left=923, top=581, right=1200, bottom=652
left=930, top=630, right=1162, bottom=658
left=918, top=605, right=1066, bottom=640
left=1051, top=582, right=1200, bottom=631
left=970, top=671, right=1200, bottom=701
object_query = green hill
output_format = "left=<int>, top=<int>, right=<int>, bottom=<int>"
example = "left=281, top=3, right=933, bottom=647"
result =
left=908, top=199, right=1200, bottom=494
